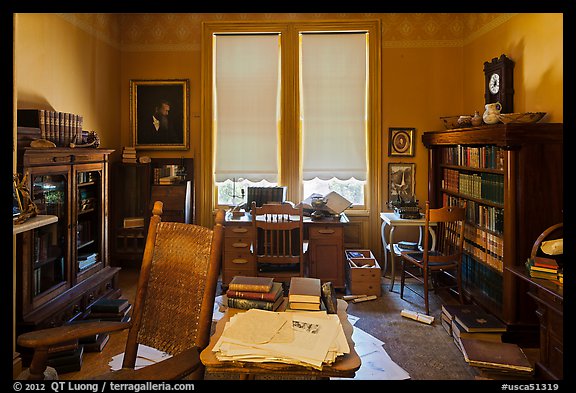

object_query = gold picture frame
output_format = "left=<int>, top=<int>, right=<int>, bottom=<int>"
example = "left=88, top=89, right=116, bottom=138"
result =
left=388, top=127, right=415, bottom=157
left=130, top=79, right=190, bottom=150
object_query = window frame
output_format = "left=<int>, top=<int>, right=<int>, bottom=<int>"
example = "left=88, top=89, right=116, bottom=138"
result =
left=201, top=20, right=381, bottom=226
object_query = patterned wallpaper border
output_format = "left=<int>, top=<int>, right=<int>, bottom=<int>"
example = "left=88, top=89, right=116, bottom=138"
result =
left=56, top=13, right=518, bottom=52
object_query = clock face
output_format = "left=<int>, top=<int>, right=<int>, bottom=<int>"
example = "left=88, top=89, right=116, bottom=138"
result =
left=489, top=73, right=500, bottom=94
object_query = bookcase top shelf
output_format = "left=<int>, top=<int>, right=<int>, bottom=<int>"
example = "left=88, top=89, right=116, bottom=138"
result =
left=422, top=123, right=563, bottom=148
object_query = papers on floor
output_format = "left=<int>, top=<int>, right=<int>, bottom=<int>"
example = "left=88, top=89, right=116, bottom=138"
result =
left=109, top=344, right=172, bottom=370
left=212, top=308, right=349, bottom=370
left=331, top=313, right=410, bottom=380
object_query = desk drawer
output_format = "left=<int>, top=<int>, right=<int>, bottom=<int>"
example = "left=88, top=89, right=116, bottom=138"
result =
left=225, top=225, right=253, bottom=238
left=224, top=251, right=255, bottom=269
left=309, top=226, right=343, bottom=239
left=225, top=238, right=252, bottom=252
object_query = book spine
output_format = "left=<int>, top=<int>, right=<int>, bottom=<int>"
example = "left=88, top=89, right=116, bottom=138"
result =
left=226, top=289, right=278, bottom=302
left=227, top=297, right=277, bottom=311
left=228, top=284, right=271, bottom=293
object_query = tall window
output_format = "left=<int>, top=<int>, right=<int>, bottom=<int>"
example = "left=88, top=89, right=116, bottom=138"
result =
left=207, top=22, right=379, bottom=214
left=300, top=32, right=368, bottom=205
left=213, top=34, right=281, bottom=205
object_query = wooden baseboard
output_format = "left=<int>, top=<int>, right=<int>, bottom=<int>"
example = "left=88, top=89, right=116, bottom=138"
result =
left=13, top=351, right=22, bottom=379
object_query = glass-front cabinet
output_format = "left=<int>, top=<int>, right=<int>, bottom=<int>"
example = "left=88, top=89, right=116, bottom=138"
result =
left=17, top=148, right=119, bottom=336
left=27, top=171, right=69, bottom=311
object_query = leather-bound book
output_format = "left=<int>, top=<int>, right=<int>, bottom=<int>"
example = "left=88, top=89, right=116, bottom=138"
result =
left=228, top=275, right=274, bottom=293
left=226, top=282, right=283, bottom=302
left=288, top=277, right=321, bottom=304
left=460, top=338, right=534, bottom=375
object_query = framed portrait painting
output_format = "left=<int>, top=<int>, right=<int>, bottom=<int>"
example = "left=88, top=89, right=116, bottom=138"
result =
left=130, top=79, right=189, bottom=150
left=388, top=127, right=415, bottom=157
left=388, top=162, right=415, bottom=203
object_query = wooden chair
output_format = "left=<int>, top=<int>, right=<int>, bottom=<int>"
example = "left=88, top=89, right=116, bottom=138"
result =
left=399, top=201, right=466, bottom=315
left=251, top=201, right=306, bottom=286
left=17, top=201, right=225, bottom=380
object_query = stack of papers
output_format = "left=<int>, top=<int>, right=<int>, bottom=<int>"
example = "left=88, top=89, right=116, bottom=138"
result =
left=213, top=308, right=349, bottom=370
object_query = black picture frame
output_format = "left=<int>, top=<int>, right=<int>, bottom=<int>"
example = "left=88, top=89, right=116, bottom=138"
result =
left=388, top=127, right=415, bottom=157
left=388, top=162, right=415, bottom=203
left=130, top=79, right=189, bottom=150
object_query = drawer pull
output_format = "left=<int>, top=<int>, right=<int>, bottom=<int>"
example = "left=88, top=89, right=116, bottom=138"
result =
left=232, top=258, right=248, bottom=264
left=232, top=242, right=249, bottom=248
left=231, top=228, right=248, bottom=233
left=52, top=155, right=71, bottom=162
left=318, top=229, right=335, bottom=234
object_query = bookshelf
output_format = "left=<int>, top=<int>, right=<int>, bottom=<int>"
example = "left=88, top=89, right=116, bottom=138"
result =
left=422, top=123, right=563, bottom=327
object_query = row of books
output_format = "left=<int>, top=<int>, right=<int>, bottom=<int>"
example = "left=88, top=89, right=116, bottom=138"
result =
left=463, top=225, right=504, bottom=273
left=443, top=169, right=504, bottom=205
left=441, top=303, right=534, bottom=378
left=445, top=195, right=504, bottom=234
left=441, top=145, right=505, bottom=170
left=18, top=108, right=84, bottom=147
left=525, top=256, right=562, bottom=284
left=461, top=254, right=503, bottom=307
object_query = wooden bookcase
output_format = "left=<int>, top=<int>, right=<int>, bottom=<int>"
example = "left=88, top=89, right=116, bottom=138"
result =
left=16, top=147, right=120, bottom=350
left=110, top=158, right=194, bottom=267
left=422, top=123, right=563, bottom=327
left=110, top=162, right=151, bottom=267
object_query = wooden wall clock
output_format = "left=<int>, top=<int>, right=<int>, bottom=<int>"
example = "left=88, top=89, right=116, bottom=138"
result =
left=483, top=54, right=514, bottom=114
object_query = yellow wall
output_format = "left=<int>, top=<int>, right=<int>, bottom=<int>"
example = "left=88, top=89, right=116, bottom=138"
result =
left=15, top=13, right=122, bottom=154
left=382, top=46, right=463, bottom=206
left=463, top=13, right=563, bottom=122
left=14, top=12, right=563, bottom=240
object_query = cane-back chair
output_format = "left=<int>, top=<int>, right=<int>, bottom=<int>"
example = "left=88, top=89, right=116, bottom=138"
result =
left=17, top=201, right=225, bottom=380
left=251, top=201, right=306, bottom=286
left=399, top=201, right=466, bottom=315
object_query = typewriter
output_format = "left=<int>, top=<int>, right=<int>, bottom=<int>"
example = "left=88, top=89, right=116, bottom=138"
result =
left=387, top=195, right=421, bottom=219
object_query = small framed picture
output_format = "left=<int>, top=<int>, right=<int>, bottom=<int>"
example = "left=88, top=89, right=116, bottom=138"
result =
left=388, top=127, right=415, bottom=157
left=388, top=162, right=416, bottom=203
left=130, top=79, right=190, bottom=150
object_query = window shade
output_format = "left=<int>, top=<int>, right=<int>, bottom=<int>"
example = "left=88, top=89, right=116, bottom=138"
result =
left=213, top=34, right=281, bottom=183
left=300, top=33, right=368, bottom=181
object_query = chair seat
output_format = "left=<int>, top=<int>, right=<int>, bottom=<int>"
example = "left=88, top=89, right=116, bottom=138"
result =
left=402, top=251, right=458, bottom=267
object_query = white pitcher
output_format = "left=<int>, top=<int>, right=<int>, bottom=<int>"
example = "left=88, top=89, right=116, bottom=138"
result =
left=483, top=102, right=502, bottom=125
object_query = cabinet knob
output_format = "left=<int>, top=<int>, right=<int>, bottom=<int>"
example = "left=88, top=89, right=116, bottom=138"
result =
left=318, top=229, right=335, bottom=234
left=232, top=258, right=248, bottom=264
left=231, top=228, right=248, bottom=233
left=232, top=241, right=249, bottom=248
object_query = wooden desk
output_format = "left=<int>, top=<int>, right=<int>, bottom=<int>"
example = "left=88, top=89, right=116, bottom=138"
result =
left=200, top=299, right=360, bottom=379
left=508, top=265, right=563, bottom=380
left=380, top=212, right=436, bottom=291
left=223, top=212, right=349, bottom=289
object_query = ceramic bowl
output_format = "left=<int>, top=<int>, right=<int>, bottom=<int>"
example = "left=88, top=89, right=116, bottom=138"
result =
left=498, top=112, right=546, bottom=124
left=440, top=116, right=461, bottom=129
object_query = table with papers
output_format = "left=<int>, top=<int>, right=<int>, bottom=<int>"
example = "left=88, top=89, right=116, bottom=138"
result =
left=200, top=298, right=361, bottom=379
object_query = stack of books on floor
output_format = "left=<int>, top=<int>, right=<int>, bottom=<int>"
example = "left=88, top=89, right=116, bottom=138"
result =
left=525, top=256, right=562, bottom=284
left=86, top=298, right=132, bottom=322
left=67, top=319, right=110, bottom=353
left=440, top=304, right=506, bottom=352
left=287, top=277, right=322, bottom=311
left=122, top=147, right=137, bottom=163
left=226, top=276, right=284, bottom=311
left=46, top=339, right=83, bottom=374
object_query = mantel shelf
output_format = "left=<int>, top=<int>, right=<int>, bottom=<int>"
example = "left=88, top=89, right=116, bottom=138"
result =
left=13, top=215, right=58, bottom=235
